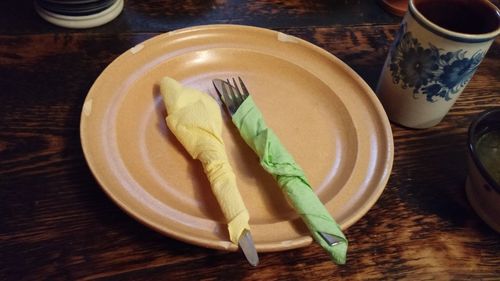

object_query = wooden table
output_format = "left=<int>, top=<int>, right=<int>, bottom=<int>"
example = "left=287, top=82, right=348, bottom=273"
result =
left=1, top=1, right=499, bottom=280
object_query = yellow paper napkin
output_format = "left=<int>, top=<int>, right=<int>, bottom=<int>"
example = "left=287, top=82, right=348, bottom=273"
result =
left=160, top=77, right=250, bottom=244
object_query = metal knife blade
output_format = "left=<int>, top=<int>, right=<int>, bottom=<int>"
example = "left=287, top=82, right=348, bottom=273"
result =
left=238, top=229, right=259, bottom=266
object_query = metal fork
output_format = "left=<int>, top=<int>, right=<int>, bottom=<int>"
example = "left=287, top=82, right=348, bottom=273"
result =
left=215, top=77, right=249, bottom=115
left=213, top=77, right=342, bottom=248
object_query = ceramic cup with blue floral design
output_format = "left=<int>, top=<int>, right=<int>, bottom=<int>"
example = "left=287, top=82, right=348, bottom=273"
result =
left=376, top=0, right=500, bottom=128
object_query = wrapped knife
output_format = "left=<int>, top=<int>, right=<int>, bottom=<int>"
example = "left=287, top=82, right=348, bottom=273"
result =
left=160, top=77, right=259, bottom=266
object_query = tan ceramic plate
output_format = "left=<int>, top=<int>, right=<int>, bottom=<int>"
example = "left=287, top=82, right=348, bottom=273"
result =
left=80, top=25, right=393, bottom=252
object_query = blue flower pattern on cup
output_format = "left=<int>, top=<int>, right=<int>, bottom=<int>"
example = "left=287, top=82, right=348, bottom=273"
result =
left=389, top=24, right=485, bottom=102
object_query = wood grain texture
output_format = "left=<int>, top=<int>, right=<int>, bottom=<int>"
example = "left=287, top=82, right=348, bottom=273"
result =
left=0, top=0, right=401, bottom=35
left=1, top=1, right=500, bottom=280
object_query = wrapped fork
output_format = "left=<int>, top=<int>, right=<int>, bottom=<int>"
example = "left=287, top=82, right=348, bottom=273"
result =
left=213, top=77, right=348, bottom=264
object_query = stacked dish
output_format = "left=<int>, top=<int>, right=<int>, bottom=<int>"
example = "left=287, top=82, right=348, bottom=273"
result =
left=35, top=0, right=124, bottom=28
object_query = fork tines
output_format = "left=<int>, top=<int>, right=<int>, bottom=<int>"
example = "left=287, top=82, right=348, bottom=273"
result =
left=213, top=77, right=250, bottom=115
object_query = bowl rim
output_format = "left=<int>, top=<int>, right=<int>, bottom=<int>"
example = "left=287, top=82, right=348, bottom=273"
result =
left=468, top=107, right=500, bottom=193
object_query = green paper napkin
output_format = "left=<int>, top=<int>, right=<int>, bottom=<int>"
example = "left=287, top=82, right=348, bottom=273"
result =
left=232, top=96, right=348, bottom=264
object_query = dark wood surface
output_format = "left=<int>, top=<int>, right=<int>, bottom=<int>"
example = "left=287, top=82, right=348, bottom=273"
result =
left=1, top=1, right=499, bottom=280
